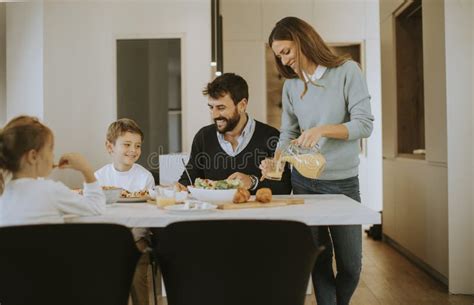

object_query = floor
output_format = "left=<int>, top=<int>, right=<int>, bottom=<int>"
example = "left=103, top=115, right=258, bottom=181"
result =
left=347, top=236, right=474, bottom=305
left=154, top=235, right=474, bottom=305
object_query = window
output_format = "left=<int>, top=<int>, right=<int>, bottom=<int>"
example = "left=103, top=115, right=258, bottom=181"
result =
left=395, top=0, right=425, bottom=158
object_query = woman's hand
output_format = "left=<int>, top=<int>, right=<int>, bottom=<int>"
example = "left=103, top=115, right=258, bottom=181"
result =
left=294, top=127, right=324, bottom=148
left=58, top=153, right=96, bottom=183
left=294, top=125, right=350, bottom=147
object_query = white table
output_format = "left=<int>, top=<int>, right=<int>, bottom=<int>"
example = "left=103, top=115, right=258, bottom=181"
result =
left=65, top=194, right=381, bottom=227
left=65, top=194, right=380, bottom=297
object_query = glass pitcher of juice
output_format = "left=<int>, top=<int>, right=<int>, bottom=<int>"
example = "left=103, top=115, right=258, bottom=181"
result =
left=279, top=143, right=326, bottom=179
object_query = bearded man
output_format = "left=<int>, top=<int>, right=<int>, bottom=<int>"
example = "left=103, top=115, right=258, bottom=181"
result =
left=177, top=73, right=291, bottom=194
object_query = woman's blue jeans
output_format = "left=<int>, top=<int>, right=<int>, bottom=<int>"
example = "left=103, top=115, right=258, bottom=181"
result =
left=292, top=170, right=362, bottom=305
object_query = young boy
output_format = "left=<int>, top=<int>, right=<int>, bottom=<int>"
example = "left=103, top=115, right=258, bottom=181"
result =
left=95, top=118, right=154, bottom=195
left=95, top=118, right=155, bottom=305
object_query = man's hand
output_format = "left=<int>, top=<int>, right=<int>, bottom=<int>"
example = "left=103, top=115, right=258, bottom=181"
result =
left=227, top=172, right=252, bottom=189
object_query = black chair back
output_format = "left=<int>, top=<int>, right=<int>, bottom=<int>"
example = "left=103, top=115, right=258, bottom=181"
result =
left=155, top=220, right=318, bottom=305
left=0, top=223, right=141, bottom=305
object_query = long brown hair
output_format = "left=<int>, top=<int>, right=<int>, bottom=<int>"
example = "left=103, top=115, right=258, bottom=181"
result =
left=268, top=16, right=351, bottom=97
left=0, top=116, right=52, bottom=194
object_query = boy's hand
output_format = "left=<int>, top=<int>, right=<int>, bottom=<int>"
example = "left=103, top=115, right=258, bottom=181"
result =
left=58, top=153, right=96, bottom=183
left=174, top=182, right=188, bottom=192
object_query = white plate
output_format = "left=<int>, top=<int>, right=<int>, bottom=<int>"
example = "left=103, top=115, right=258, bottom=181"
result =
left=116, top=197, right=150, bottom=203
left=164, top=201, right=217, bottom=214
left=103, top=188, right=123, bottom=204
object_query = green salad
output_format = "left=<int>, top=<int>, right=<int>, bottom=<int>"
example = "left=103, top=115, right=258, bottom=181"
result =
left=194, top=178, right=243, bottom=190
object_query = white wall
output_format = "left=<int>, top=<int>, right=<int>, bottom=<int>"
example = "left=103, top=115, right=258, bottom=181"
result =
left=222, top=0, right=383, bottom=212
left=0, top=4, right=5, bottom=126
left=3, top=1, right=211, bottom=187
left=6, top=2, right=43, bottom=120
left=445, top=0, right=474, bottom=294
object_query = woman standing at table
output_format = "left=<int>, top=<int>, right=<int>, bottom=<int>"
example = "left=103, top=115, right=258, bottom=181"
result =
left=263, top=17, right=374, bottom=305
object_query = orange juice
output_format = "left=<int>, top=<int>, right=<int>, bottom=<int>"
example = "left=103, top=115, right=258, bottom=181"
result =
left=156, top=186, right=176, bottom=208
left=281, top=153, right=326, bottom=179
left=156, top=197, right=176, bottom=208
left=265, top=170, right=283, bottom=180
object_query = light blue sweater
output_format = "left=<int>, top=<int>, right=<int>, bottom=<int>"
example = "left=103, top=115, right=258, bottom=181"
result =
left=279, top=60, right=374, bottom=180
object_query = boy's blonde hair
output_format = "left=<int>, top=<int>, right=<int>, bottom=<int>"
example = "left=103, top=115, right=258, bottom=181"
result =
left=106, top=118, right=144, bottom=144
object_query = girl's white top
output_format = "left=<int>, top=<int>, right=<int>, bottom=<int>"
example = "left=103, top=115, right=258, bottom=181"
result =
left=0, top=178, right=105, bottom=226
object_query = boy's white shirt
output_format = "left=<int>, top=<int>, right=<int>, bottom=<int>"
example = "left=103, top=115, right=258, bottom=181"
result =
left=95, top=163, right=155, bottom=241
left=94, top=163, right=155, bottom=192
left=0, top=178, right=106, bottom=227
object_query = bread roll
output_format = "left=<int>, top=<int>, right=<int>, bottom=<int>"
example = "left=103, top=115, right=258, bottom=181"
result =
left=256, top=188, right=272, bottom=203
left=233, top=187, right=251, bottom=204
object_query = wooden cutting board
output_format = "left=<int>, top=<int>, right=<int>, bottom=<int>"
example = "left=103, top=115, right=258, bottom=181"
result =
left=217, top=198, right=304, bottom=210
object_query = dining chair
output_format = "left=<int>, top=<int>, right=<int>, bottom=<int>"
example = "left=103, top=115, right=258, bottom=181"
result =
left=0, top=223, right=141, bottom=305
left=154, top=220, right=320, bottom=305
left=147, top=245, right=161, bottom=305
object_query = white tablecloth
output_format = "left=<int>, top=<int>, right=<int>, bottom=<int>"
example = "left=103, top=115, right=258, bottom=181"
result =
left=65, top=194, right=381, bottom=227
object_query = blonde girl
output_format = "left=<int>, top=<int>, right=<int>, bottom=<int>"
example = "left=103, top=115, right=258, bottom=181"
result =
left=0, top=116, right=105, bottom=226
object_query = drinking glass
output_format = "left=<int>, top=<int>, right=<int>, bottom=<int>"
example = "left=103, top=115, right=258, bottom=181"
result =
left=156, top=186, right=176, bottom=208
left=262, top=157, right=286, bottom=181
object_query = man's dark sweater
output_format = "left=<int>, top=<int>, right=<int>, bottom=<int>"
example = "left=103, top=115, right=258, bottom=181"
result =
left=179, top=121, right=292, bottom=194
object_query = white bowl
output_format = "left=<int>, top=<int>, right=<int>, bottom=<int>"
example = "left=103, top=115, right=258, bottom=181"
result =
left=159, top=188, right=188, bottom=203
left=187, top=186, right=236, bottom=203
left=164, top=200, right=218, bottom=213
left=175, top=191, right=188, bottom=202
left=161, top=188, right=188, bottom=203
left=103, top=188, right=123, bottom=204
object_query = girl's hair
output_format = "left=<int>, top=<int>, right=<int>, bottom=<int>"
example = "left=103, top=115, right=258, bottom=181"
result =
left=0, top=116, right=53, bottom=194
left=268, top=16, right=351, bottom=97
